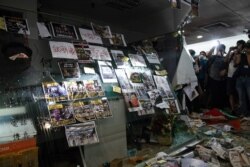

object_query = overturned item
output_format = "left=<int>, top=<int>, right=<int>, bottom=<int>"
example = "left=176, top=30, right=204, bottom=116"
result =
left=1, top=42, right=32, bottom=74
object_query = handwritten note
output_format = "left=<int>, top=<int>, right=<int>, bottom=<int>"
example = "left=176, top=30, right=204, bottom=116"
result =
left=79, top=28, right=103, bottom=44
left=49, top=41, right=78, bottom=59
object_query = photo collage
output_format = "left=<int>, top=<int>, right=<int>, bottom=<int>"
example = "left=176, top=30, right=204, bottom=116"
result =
left=39, top=21, right=180, bottom=146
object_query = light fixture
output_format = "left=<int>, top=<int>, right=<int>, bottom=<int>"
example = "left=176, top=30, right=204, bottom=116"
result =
left=197, top=35, right=203, bottom=39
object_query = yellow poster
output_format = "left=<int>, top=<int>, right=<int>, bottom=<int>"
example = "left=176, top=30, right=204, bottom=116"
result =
left=0, top=17, right=6, bottom=30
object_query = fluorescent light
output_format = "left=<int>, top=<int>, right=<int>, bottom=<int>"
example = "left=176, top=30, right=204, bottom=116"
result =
left=197, top=35, right=203, bottom=39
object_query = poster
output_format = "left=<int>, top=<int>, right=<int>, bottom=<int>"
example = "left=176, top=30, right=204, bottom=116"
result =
left=49, top=41, right=78, bottom=59
left=64, top=81, right=88, bottom=100
left=128, top=54, right=147, bottom=67
left=111, top=50, right=130, bottom=68
left=90, top=97, right=112, bottom=119
left=37, top=22, right=51, bottom=38
left=83, top=80, right=105, bottom=97
left=167, top=99, right=180, bottom=114
left=73, top=41, right=93, bottom=63
left=133, top=84, right=149, bottom=100
left=98, top=61, right=117, bottom=83
left=183, top=85, right=199, bottom=101
left=48, top=103, right=76, bottom=127
left=78, top=28, right=103, bottom=44
left=72, top=101, right=96, bottom=122
left=145, top=53, right=160, bottom=64
left=123, top=90, right=142, bottom=112
left=138, top=100, right=155, bottom=116
left=83, top=65, right=96, bottom=74
left=153, top=75, right=174, bottom=99
left=4, top=16, right=30, bottom=35
left=89, top=45, right=111, bottom=61
left=65, top=121, right=99, bottom=147
left=50, top=22, right=78, bottom=39
left=115, top=69, right=132, bottom=90
left=0, top=17, right=6, bottom=30
left=147, top=89, right=161, bottom=106
left=109, top=33, right=127, bottom=47
left=91, top=22, right=112, bottom=38
left=58, top=61, right=80, bottom=79
left=42, top=81, right=68, bottom=103
left=125, top=68, right=143, bottom=84
left=141, top=70, right=156, bottom=90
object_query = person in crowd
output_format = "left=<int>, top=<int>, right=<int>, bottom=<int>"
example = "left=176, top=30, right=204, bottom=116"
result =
left=197, top=51, right=208, bottom=91
left=233, top=42, right=250, bottom=117
left=225, top=40, right=245, bottom=113
left=206, top=44, right=228, bottom=108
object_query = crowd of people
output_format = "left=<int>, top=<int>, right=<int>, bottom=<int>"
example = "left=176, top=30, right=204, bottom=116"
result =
left=189, top=39, right=250, bottom=117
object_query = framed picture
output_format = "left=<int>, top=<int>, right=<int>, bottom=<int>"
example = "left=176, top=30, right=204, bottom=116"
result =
left=72, top=100, right=96, bottom=122
left=73, top=41, right=93, bottom=63
left=129, top=54, right=147, bottom=67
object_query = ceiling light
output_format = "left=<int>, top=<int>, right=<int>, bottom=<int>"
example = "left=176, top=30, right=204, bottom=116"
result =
left=197, top=35, right=203, bottom=39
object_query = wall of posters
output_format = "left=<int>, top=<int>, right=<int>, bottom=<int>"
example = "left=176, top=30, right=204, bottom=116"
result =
left=78, top=28, right=103, bottom=44
left=49, top=41, right=78, bottom=59
left=65, top=121, right=99, bottom=147
left=50, top=22, right=78, bottom=39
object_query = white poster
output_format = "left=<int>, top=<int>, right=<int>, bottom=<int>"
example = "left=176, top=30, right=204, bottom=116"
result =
left=98, top=61, right=117, bottom=83
left=79, top=28, right=103, bottom=44
left=37, top=22, right=51, bottom=37
left=111, top=50, right=130, bottom=68
left=183, top=85, right=199, bottom=101
left=145, top=53, right=160, bottom=64
left=129, top=54, right=147, bottom=67
left=89, top=45, right=111, bottom=61
left=49, top=41, right=78, bottom=59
